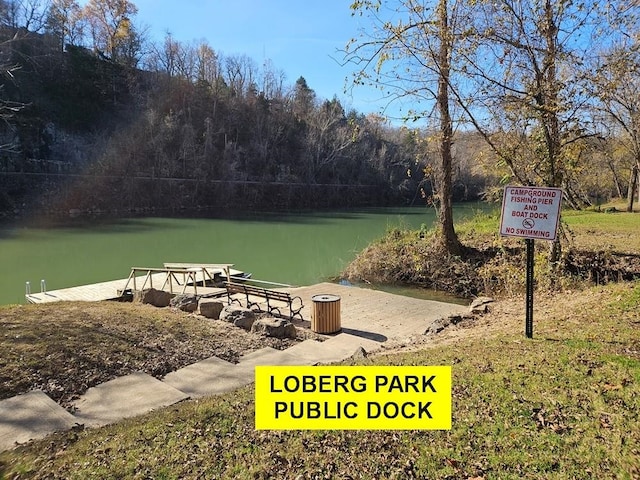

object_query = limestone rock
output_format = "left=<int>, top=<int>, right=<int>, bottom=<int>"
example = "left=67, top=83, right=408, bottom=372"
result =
left=426, top=311, right=477, bottom=335
left=170, top=294, right=199, bottom=312
left=220, top=305, right=256, bottom=330
left=425, top=317, right=451, bottom=335
left=469, top=296, right=495, bottom=314
left=351, top=346, right=368, bottom=360
left=251, top=317, right=297, bottom=339
left=134, top=288, right=173, bottom=308
left=451, top=312, right=476, bottom=324
left=198, top=299, right=225, bottom=319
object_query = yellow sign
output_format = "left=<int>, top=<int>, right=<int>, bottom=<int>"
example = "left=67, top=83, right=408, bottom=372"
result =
left=255, top=365, right=451, bottom=430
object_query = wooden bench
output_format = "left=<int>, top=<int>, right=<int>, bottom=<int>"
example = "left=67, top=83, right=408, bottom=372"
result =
left=225, top=282, right=304, bottom=320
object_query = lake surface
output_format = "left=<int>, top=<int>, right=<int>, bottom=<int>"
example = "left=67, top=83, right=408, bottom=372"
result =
left=0, top=205, right=486, bottom=305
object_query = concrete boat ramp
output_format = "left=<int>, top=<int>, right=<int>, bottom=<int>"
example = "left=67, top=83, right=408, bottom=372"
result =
left=1, top=282, right=467, bottom=452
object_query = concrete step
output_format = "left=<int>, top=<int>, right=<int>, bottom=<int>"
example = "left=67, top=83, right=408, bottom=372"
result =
left=162, top=356, right=251, bottom=397
left=285, top=333, right=383, bottom=365
left=0, top=391, right=78, bottom=452
left=73, top=372, right=189, bottom=428
left=238, top=347, right=302, bottom=367
left=283, top=339, right=330, bottom=364
left=323, top=332, right=383, bottom=353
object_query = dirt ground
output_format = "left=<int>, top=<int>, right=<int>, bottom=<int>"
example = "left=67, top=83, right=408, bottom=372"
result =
left=0, top=302, right=315, bottom=409
left=373, top=289, right=602, bottom=357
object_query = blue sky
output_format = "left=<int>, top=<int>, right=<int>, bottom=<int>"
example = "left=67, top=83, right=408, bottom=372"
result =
left=131, top=0, right=392, bottom=117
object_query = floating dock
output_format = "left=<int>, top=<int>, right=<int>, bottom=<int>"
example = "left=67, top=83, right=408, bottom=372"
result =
left=25, top=263, right=246, bottom=304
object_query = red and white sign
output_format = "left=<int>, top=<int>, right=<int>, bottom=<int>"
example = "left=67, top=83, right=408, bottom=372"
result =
left=499, top=186, right=563, bottom=241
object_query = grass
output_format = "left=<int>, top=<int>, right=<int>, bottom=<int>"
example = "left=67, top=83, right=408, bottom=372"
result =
left=1, top=282, right=639, bottom=479
left=457, top=203, right=640, bottom=253
left=562, top=207, right=640, bottom=253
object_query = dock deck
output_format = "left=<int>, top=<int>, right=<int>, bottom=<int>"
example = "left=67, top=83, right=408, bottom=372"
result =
left=27, top=277, right=134, bottom=303
left=25, top=264, right=240, bottom=304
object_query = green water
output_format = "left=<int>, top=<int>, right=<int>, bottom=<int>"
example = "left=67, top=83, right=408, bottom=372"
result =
left=0, top=206, right=484, bottom=305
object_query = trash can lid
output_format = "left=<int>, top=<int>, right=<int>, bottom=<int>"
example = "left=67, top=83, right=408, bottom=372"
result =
left=311, top=294, right=341, bottom=302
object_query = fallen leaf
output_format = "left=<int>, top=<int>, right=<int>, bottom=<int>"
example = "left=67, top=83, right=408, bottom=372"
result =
left=603, top=383, right=622, bottom=391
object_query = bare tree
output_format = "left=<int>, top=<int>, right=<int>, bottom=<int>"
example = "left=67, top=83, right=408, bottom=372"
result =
left=1, top=0, right=49, bottom=31
left=587, top=4, right=640, bottom=212
left=18, top=0, right=50, bottom=32
left=0, top=34, right=24, bottom=153
left=305, top=97, right=354, bottom=182
left=345, top=0, right=466, bottom=254
left=459, top=0, right=604, bottom=194
left=260, top=58, right=286, bottom=101
left=224, top=54, right=257, bottom=98
left=46, top=0, right=85, bottom=50
left=146, top=32, right=179, bottom=77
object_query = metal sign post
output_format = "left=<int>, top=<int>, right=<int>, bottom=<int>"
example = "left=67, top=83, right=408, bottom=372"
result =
left=525, top=238, right=534, bottom=338
left=499, top=186, right=563, bottom=338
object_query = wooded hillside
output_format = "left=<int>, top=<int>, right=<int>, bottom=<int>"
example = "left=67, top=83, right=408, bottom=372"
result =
left=0, top=28, right=488, bottom=217
left=0, top=0, right=634, bottom=219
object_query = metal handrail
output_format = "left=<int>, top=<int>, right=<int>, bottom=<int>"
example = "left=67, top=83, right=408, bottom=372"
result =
left=120, top=267, right=207, bottom=295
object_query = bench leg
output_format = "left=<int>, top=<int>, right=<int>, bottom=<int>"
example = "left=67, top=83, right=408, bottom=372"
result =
left=264, top=294, right=282, bottom=317
left=244, top=293, right=256, bottom=310
left=290, top=307, right=304, bottom=321
left=228, top=295, right=242, bottom=306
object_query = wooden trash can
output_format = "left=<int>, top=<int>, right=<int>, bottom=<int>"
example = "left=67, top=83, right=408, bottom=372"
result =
left=311, top=294, right=341, bottom=334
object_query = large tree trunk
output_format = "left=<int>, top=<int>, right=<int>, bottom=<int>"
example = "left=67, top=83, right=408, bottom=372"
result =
left=541, top=0, right=563, bottom=271
left=436, top=0, right=462, bottom=255
left=627, top=163, right=638, bottom=212
left=607, top=158, right=625, bottom=199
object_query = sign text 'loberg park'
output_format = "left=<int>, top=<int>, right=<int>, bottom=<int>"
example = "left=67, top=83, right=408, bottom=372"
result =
left=255, top=366, right=451, bottom=430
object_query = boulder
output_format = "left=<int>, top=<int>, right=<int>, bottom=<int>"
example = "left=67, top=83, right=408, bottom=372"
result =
left=351, top=346, right=368, bottom=360
left=426, top=312, right=477, bottom=335
left=170, top=294, right=199, bottom=312
left=425, top=317, right=451, bottom=335
left=220, top=305, right=256, bottom=330
left=251, top=317, right=297, bottom=339
left=469, top=296, right=495, bottom=314
left=198, top=299, right=225, bottom=319
left=134, top=288, right=173, bottom=307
